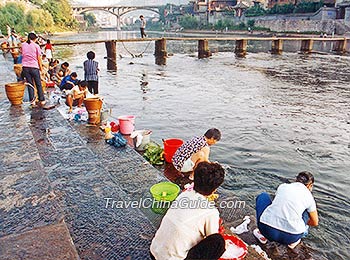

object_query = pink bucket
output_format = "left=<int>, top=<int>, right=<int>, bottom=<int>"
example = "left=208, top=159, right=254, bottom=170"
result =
left=118, top=115, right=135, bottom=135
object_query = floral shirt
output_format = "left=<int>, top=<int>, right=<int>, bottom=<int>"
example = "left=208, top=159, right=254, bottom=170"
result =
left=172, top=135, right=207, bottom=171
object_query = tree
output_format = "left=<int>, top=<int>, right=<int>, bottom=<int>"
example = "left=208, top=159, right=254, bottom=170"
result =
left=42, top=0, right=76, bottom=28
left=26, top=9, right=54, bottom=31
left=0, top=2, right=27, bottom=33
left=84, top=13, right=96, bottom=27
left=179, top=14, right=199, bottom=29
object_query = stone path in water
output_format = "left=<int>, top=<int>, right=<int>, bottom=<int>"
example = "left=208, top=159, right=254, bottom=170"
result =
left=0, top=86, right=166, bottom=259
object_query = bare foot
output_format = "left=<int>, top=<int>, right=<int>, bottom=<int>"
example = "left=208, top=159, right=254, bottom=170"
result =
left=68, top=108, right=73, bottom=113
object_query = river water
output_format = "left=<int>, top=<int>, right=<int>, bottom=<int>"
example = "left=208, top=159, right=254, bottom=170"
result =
left=4, top=30, right=350, bottom=259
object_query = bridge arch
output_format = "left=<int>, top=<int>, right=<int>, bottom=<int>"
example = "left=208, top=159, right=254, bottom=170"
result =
left=72, top=6, right=161, bottom=30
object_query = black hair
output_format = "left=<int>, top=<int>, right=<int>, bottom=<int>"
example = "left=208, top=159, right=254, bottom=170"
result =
left=87, top=51, right=95, bottom=60
left=296, top=171, right=314, bottom=186
left=62, top=62, right=69, bottom=67
left=140, top=15, right=143, bottom=18
left=194, top=162, right=225, bottom=196
left=79, top=80, right=88, bottom=87
left=46, top=39, right=50, bottom=44
left=71, top=72, right=77, bottom=78
left=204, top=128, right=221, bottom=141
left=27, top=32, right=37, bottom=44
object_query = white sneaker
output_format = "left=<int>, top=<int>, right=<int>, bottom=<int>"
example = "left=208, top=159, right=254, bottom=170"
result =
left=288, top=239, right=301, bottom=249
left=253, top=228, right=268, bottom=244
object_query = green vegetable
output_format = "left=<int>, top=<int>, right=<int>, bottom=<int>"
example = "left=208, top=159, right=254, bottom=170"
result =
left=143, top=142, right=164, bottom=165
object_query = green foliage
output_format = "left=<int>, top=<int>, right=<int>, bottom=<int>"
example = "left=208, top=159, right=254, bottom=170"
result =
left=28, top=0, right=43, bottom=6
left=268, top=3, right=295, bottom=14
left=0, top=0, right=75, bottom=34
left=179, top=14, right=199, bottom=29
left=42, top=0, right=76, bottom=28
left=26, top=9, right=54, bottom=31
left=143, top=142, right=164, bottom=165
left=238, top=22, right=246, bottom=29
left=213, top=19, right=234, bottom=30
left=247, top=19, right=255, bottom=28
left=0, top=2, right=27, bottom=33
left=84, top=13, right=96, bottom=27
left=294, top=1, right=324, bottom=13
left=245, top=5, right=266, bottom=17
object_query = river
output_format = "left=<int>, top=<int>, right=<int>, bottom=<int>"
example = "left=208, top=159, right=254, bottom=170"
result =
left=3, top=30, right=350, bottom=259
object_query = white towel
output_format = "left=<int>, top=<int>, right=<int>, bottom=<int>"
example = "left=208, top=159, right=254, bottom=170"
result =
left=130, top=131, right=143, bottom=147
left=230, top=216, right=251, bottom=235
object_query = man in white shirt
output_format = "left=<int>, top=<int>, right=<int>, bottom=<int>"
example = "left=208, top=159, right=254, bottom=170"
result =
left=255, top=171, right=319, bottom=249
left=139, top=15, right=147, bottom=38
left=150, top=162, right=226, bottom=260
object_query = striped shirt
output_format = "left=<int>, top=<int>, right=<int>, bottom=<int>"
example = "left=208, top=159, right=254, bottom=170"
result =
left=172, top=136, right=207, bottom=171
left=83, top=59, right=99, bottom=81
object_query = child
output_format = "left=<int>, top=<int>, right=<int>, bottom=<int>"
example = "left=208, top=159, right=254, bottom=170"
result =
left=83, top=51, right=99, bottom=94
left=44, top=39, right=54, bottom=62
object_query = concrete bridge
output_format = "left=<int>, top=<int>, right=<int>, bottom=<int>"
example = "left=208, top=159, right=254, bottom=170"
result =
left=72, top=5, right=162, bottom=30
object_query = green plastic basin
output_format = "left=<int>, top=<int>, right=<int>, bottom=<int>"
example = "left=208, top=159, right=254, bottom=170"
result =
left=150, top=182, right=180, bottom=202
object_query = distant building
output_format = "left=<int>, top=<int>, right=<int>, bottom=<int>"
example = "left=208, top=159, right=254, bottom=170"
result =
left=267, top=0, right=336, bottom=9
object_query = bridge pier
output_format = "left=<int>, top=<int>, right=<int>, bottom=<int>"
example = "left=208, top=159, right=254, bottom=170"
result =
left=105, top=41, right=117, bottom=70
left=198, top=40, right=211, bottom=59
left=155, top=38, right=167, bottom=65
left=235, top=40, right=247, bottom=57
left=332, top=39, right=347, bottom=54
left=271, top=39, right=283, bottom=54
left=300, top=39, right=314, bottom=53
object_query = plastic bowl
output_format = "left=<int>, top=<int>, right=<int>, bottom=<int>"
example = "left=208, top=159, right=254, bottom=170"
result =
left=219, top=234, right=248, bottom=260
left=150, top=182, right=180, bottom=201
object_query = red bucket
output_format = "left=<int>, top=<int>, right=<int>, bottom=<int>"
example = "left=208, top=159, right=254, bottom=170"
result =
left=219, top=234, right=248, bottom=260
left=163, top=138, right=183, bottom=163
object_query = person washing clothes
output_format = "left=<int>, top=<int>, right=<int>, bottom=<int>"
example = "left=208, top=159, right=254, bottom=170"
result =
left=150, top=161, right=226, bottom=260
left=172, top=128, right=221, bottom=180
left=65, top=80, right=90, bottom=113
left=254, top=171, right=319, bottom=249
left=59, top=72, right=79, bottom=91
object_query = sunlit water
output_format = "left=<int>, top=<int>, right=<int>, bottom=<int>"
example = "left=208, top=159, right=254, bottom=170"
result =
left=2, top=30, right=349, bottom=259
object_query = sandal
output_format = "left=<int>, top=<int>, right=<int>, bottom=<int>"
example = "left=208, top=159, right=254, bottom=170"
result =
left=288, top=239, right=301, bottom=249
left=253, top=228, right=268, bottom=244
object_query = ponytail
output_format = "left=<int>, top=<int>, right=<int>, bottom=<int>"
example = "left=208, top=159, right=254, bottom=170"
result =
left=27, top=32, right=37, bottom=44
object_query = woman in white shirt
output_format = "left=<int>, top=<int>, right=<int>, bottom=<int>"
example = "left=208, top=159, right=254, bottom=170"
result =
left=255, top=171, right=319, bottom=249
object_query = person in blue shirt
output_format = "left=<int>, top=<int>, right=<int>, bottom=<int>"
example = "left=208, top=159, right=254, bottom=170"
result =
left=59, top=72, right=78, bottom=91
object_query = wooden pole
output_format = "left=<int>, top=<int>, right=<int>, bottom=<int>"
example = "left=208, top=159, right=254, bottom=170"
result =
left=300, top=39, right=313, bottom=53
left=155, top=38, right=167, bottom=65
left=271, top=39, right=283, bottom=54
left=105, top=41, right=117, bottom=70
left=235, top=39, right=247, bottom=57
left=332, top=39, right=347, bottom=54
left=198, top=40, right=211, bottom=59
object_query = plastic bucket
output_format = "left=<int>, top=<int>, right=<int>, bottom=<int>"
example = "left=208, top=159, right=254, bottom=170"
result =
left=163, top=138, right=184, bottom=163
left=150, top=182, right=180, bottom=214
left=219, top=234, right=248, bottom=260
left=133, top=130, right=152, bottom=151
left=118, top=115, right=135, bottom=135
